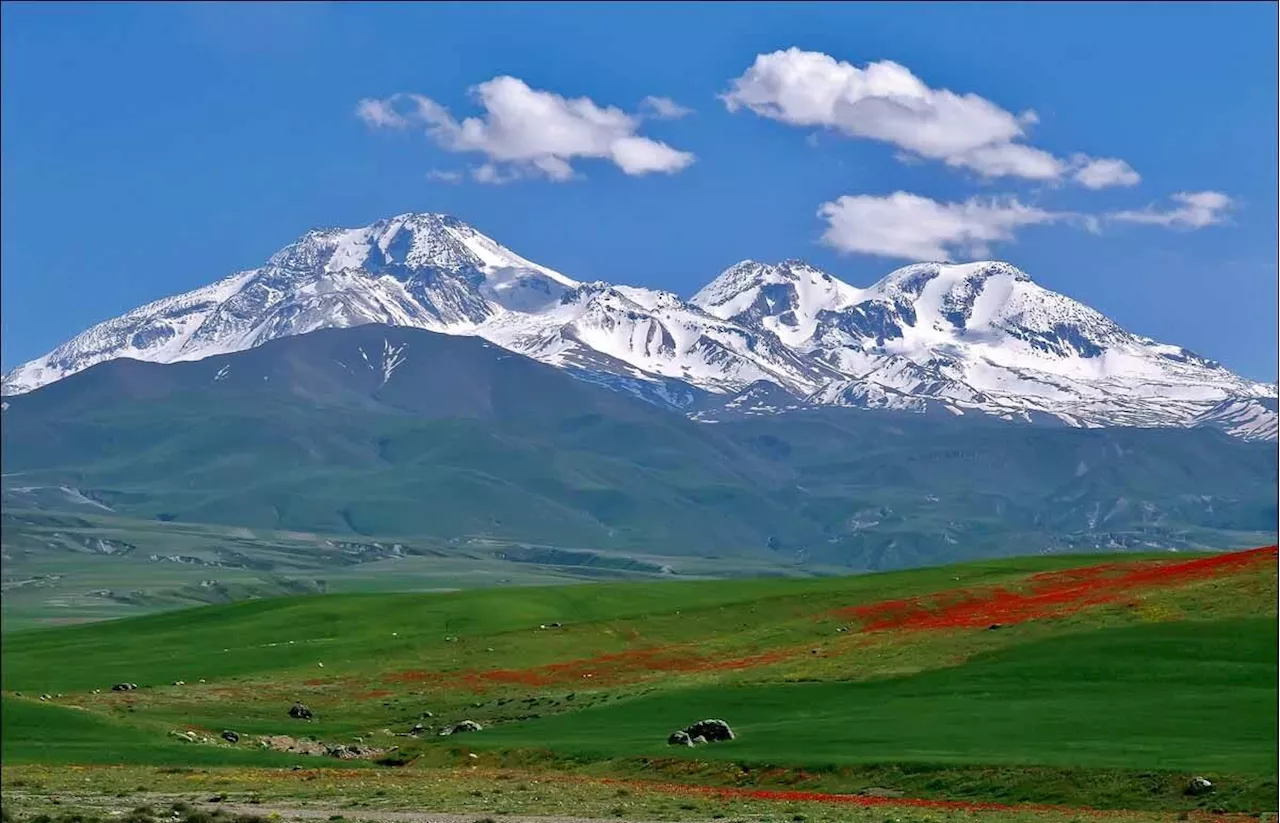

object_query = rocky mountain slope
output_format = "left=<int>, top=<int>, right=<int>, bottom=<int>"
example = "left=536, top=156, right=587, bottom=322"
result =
left=5, top=213, right=1274, bottom=440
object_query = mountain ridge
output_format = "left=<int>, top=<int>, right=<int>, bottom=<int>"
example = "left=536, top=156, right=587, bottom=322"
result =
left=5, top=212, right=1275, bottom=441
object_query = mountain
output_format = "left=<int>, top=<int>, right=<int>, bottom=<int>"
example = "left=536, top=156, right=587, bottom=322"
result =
left=3, top=324, right=1275, bottom=570
left=4, top=213, right=1274, bottom=441
left=693, top=259, right=1275, bottom=431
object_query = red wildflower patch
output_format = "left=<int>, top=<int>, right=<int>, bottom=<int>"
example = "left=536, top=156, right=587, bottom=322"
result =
left=839, top=545, right=1277, bottom=633
left=384, top=646, right=796, bottom=692
left=598, top=778, right=1251, bottom=820
left=460, top=647, right=792, bottom=690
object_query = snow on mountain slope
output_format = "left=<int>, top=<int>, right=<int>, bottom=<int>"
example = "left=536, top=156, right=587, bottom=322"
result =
left=2, top=213, right=831, bottom=400
left=1191, top=397, right=1279, bottom=442
left=692, top=259, right=864, bottom=347
left=4, top=213, right=1274, bottom=441
left=699, top=259, right=1274, bottom=433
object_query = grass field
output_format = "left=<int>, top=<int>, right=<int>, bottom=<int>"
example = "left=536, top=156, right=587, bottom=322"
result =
left=2, top=545, right=1276, bottom=822
left=1, top=507, right=851, bottom=630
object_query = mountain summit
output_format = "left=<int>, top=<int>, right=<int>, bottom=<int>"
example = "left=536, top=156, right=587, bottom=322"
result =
left=4, top=213, right=1274, bottom=440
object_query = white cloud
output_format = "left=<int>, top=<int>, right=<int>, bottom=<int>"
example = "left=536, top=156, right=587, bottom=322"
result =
left=816, top=187, right=1236, bottom=261
left=817, top=191, right=1064, bottom=261
left=1071, top=156, right=1141, bottom=189
left=471, top=163, right=522, bottom=185
left=723, top=48, right=1133, bottom=186
left=356, top=77, right=695, bottom=183
left=1109, top=191, right=1234, bottom=229
left=426, top=169, right=462, bottom=184
left=639, top=95, right=693, bottom=119
left=355, top=98, right=409, bottom=129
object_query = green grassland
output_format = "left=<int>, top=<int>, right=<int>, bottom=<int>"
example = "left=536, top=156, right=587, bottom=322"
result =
left=2, top=548, right=1276, bottom=821
left=2, top=507, right=847, bottom=630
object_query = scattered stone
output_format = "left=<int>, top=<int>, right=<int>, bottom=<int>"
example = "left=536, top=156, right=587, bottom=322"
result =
left=111, top=683, right=138, bottom=692
left=1186, top=777, right=1214, bottom=796
left=91, top=689, right=101, bottom=695
left=667, top=719, right=735, bottom=745
left=173, top=680, right=186, bottom=686
left=39, top=694, right=50, bottom=701
left=420, top=711, right=434, bottom=718
left=259, top=734, right=386, bottom=760
left=810, top=648, right=821, bottom=655
left=325, top=743, right=379, bottom=760
left=467, top=752, right=479, bottom=760
left=207, top=796, right=225, bottom=803
left=445, top=636, right=458, bottom=642
left=859, top=788, right=904, bottom=798
left=410, top=723, right=426, bottom=734
left=439, top=720, right=483, bottom=736
left=289, top=702, right=314, bottom=720
left=836, top=627, right=848, bottom=633
left=221, top=730, right=240, bottom=744
left=987, top=624, right=1002, bottom=631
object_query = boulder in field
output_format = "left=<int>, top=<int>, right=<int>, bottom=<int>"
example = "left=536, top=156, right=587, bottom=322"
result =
left=289, top=702, right=314, bottom=720
left=1186, top=777, right=1214, bottom=796
left=439, top=720, right=482, bottom=736
left=221, top=730, right=240, bottom=744
left=667, top=731, right=693, bottom=747
left=684, top=719, right=735, bottom=742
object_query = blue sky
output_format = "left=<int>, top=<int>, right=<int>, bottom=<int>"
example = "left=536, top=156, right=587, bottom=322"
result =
left=2, top=2, right=1276, bottom=379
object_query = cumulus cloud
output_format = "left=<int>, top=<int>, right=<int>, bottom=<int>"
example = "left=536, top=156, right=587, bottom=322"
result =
left=1071, top=156, right=1141, bottom=189
left=815, top=188, right=1236, bottom=262
left=723, top=48, right=1134, bottom=186
left=426, top=169, right=462, bottom=184
left=1109, top=191, right=1234, bottom=229
left=356, top=77, right=695, bottom=183
left=817, top=191, right=1065, bottom=261
left=639, top=95, right=693, bottom=119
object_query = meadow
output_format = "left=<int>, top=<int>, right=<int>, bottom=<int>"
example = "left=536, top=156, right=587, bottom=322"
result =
left=2, top=546, right=1276, bottom=823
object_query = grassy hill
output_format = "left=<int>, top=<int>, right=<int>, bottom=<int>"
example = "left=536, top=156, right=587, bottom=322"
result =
left=2, top=545, right=1275, bottom=820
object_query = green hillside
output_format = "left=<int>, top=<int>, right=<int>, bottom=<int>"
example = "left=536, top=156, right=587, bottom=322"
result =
left=3, top=546, right=1276, bottom=820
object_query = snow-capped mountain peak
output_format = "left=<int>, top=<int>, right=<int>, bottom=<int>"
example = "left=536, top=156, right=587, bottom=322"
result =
left=4, top=213, right=1274, bottom=441
left=692, top=258, right=864, bottom=347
